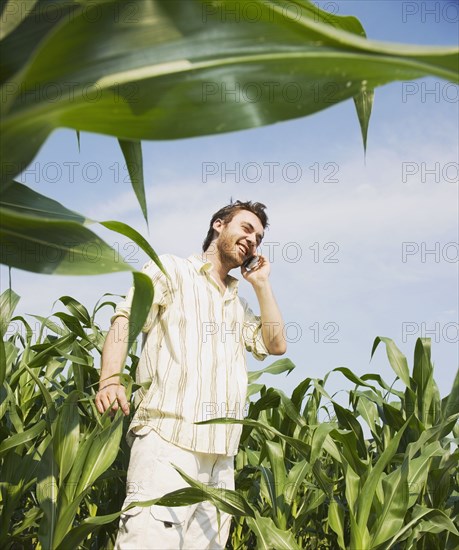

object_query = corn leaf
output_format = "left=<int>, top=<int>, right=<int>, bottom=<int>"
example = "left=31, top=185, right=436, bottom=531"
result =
left=2, top=0, right=457, bottom=183
left=118, top=139, right=147, bottom=227
left=246, top=511, right=301, bottom=550
left=371, top=336, right=411, bottom=388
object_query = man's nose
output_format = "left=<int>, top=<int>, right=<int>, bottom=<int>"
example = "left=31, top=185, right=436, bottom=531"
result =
left=246, top=237, right=256, bottom=251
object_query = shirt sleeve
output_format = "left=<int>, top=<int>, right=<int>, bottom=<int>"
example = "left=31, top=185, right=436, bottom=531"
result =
left=240, top=297, right=270, bottom=361
left=110, top=256, right=173, bottom=333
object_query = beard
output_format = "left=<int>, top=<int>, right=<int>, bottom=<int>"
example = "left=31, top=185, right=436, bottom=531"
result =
left=216, top=231, right=245, bottom=269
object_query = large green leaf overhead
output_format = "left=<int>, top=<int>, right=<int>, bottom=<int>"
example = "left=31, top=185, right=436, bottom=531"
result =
left=0, top=180, right=163, bottom=347
left=1, top=0, right=457, bottom=183
left=0, top=181, right=168, bottom=276
left=0, top=181, right=128, bottom=275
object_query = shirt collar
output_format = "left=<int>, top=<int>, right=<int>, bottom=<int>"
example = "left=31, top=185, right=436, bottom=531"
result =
left=187, top=253, right=239, bottom=296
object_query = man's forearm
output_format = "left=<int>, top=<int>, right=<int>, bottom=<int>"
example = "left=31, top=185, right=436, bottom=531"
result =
left=252, top=281, right=287, bottom=355
left=100, top=316, right=130, bottom=388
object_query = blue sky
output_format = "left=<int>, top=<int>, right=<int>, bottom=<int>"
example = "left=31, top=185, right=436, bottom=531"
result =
left=2, top=1, right=458, bottom=404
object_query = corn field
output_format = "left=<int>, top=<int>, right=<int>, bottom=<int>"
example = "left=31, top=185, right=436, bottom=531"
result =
left=1, top=287, right=458, bottom=549
left=2, top=2, right=458, bottom=548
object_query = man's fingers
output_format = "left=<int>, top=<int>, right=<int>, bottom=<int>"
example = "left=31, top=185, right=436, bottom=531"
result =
left=96, top=386, right=130, bottom=416
left=96, top=388, right=122, bottom=414
left=116, top=387, right=130, bottom=416
left=95, top=399, right=104, bottom=415
left=99, top=393, right=114, bottom=413
left=95, top=392, right=110, bottom=414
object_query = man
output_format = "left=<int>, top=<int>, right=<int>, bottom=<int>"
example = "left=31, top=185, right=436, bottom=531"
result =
left=96, top=200, right=286, bottom=549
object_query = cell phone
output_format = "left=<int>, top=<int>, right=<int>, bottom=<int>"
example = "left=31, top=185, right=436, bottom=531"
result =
left=242, top=255, right=259, bottom=270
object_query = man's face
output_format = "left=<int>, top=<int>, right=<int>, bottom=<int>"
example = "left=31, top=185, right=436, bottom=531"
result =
left=214, top=210, right=264, bottom=268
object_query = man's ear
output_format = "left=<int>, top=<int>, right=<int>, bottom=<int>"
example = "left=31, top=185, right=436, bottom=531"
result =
left=212, top=218, right=224, bottom=233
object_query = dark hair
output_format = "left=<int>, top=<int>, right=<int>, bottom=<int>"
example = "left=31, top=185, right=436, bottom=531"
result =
left=202, top=199, right=269, bottom=252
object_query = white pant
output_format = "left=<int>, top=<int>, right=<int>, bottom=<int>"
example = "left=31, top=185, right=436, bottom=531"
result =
left=115, top=429, right=235, bottom=550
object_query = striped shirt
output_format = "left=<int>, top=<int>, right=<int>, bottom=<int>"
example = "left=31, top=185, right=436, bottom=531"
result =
left=110, top=252, right=270, bottom=455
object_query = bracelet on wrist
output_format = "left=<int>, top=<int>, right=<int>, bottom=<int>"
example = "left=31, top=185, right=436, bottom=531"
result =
left=99, top=383, right=120, bottom=391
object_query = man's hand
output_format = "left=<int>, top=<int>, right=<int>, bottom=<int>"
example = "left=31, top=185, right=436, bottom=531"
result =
left=98, top=316, right=130, bottom=416
left=95, top=384, right=130, bottom=416
left=241, top=254, right=270, bottom=286
left=241, top=254, right=287, bottom=355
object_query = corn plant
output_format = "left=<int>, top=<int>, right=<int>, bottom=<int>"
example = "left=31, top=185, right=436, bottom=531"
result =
left=1, top=288, right=138, bottom=548
left=1, top=286, right=458, bottom=549
left=198, top=340, right=459, bottom=549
